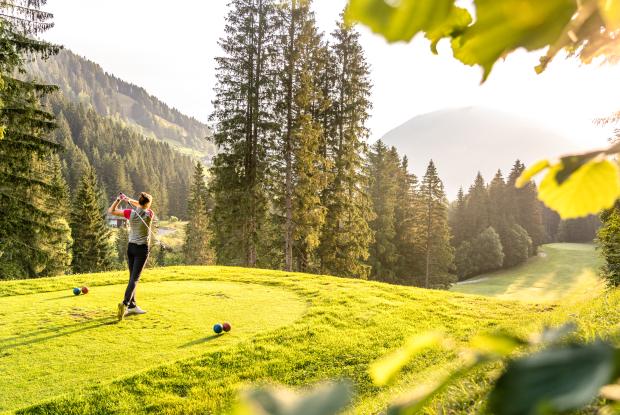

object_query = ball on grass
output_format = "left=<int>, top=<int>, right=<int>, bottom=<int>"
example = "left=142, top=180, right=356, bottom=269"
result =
left=222, top=322, right=231, bottom=332
left=72, top=287, right=81, bottom=296
left=213, top=323, right=223, bottom=334
left=81, top=286, right=89, bottom=295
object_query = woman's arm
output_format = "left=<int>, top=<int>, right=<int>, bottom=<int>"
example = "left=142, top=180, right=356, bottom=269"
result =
left=107, top=197, right=126, bottom=218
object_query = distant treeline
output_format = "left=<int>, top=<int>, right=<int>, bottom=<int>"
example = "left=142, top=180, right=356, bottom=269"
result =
left=28, top=49, right=216, bottom=157
left=48, top=96, right=194, bottom=219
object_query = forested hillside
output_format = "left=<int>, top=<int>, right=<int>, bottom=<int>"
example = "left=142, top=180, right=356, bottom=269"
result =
left=48, top=96, right=194, bottom=219
left=28, top=49, right=216, bottom=161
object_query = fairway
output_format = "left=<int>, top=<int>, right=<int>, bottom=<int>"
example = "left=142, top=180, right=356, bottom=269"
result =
left=0, top=280, right=305, bottom=413
left=0, top=245, right=614, bottom=414
left=451, top=243, right=605, bottom=302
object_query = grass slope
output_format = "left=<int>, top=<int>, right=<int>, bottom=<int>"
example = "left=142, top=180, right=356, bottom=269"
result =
left=451, top=243, right=604, bottom=302
left=1, top=244, right=616, bottom=414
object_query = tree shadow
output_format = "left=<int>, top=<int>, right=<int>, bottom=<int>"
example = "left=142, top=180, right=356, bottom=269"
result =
left=0, top=317, right=117, bottom=350
left=179, top=335, right=221, bottom=349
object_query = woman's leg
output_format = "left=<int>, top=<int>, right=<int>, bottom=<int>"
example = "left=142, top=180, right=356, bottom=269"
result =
left=123, top=244, right=149, bottom=307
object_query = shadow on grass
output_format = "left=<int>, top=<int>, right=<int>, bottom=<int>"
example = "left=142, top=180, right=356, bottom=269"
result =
left=43, top=295, right=81, bottom=301
left=179, top=334, right=221, bottom=348
left=0, top=317, right=117, bottom=350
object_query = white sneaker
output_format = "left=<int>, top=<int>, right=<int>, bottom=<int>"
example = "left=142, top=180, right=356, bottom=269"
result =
left=126, top=305, right=147, bottom=316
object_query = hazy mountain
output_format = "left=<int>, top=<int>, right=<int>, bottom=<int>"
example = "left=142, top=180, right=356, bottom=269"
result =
left=381, top=107, right=582, bottom=198
left=27, top=49, right=216, bottom=161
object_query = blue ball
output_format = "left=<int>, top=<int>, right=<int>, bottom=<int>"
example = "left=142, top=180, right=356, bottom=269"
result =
left=72, top=287, right=81, bottom=296
left=213, top=323, right=223, bottom=334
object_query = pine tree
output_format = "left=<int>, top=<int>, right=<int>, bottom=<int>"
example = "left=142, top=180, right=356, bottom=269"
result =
left=116, top=223, right=129, bottom=264
left=394, top=156, right=421, bottom=282
left=507, top=160, right=545, bottom=251
left=0, top=3, right=72, bottom=278
left=417, top=160, right=455, bottom=288
left=318, top=19, right=374, bottom=279
left=464, top=172, right=490, bottom=237
left=70, top=167, right=114, bottom=273
left=367, top=141, right=400, bottom=281
left=449, top=187, right=467, bottom=247
left=273, top=0, right=329, bottom=272
left=210, top=0, right=277, bottom=267
left=183, top=163, right=215, bottom=265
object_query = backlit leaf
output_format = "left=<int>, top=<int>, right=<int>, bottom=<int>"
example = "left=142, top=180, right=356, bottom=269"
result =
left=345, top=0, right=465, bottom=43
left=452, top=0, right=577, bottom=81
left=469, top=332, right=527, bottom=357
left=369, top=332, right=443, bottom=386
left=516, top=159, right=551, bottom=188
left=599, top=0, right=620, bottom=30
left=488, top=341, right=618, bottom=415
left=538, top=158, right=620, bottom=219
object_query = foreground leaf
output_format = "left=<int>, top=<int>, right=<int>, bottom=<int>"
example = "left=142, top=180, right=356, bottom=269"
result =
left=369, top=332, right=444, bottom=386
left=538, top=158, right=620, bottom=219
left=488, top=341, right=618, bottom=415
left=599, top=0, right=620, bottom=30
left=452, top=0, right=577, bottom=80
left=238, top=381, right=353, bottom=415
left=345, top=0, right=466, bottom=43
left=469, top=332, right=527, bottom=357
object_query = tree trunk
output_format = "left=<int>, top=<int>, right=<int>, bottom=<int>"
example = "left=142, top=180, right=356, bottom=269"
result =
left=425, top=183, right=432, bottom=289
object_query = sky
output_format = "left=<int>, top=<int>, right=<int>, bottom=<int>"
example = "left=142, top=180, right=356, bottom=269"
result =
left=41, top=0, right=620, bottom=149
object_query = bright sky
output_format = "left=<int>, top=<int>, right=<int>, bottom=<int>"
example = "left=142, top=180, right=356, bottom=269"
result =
left=42, top=0, right=620, bottom=149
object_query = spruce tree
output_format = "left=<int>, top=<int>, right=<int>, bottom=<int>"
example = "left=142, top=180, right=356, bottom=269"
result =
left=210, top=0, right=277, bottom=267
left=394, top=156, right=421, bottom=282
left=70, top=167, right=114, bottom=273
left=367, top=141, right=400, bottom=281
left=0, top=3, right=73, bottom=278
left=449, top=187, right=467, bottom=247
left=183, top=163, right=215, bottom=265
left=464, top=172, right=490, bottom=237
left=507, top=160, right=545, bottom=250
left=417, top=160, right=454, bottom=288
left=318, top=19, right=374, bottom=279
left=273, top=0, right=329, bottom=272
left=116, top=223, right=129, bottom=264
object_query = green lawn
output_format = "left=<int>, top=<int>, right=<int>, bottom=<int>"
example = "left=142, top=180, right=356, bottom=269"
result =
left=1, top=244, right=616, bottom=414
left=451, top=243, right=605, bottom=303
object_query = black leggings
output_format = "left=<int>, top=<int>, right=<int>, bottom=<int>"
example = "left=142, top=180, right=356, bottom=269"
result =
left=123, top=243, right=149, bottom=307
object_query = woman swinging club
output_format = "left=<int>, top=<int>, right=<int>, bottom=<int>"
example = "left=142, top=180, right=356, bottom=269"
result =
left=108, top=192, right=154, bottom=321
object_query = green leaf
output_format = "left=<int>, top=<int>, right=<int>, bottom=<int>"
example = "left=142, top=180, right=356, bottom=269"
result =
left=452, top=0, right=577, bottom=81
left=345, top=0, right=467, bottom=43
left=534, top=323, right=578, bottom=345
left=387, top=360, right=481, bottom=415
left=237, top=381, right=353, bottom=415
left=425, top=7, right=472, bottom=54
left=469, top=332, right=527, bottom=357
left=369, top=332, right=444, bottom=386
left=516, top=159, right=551, bottom=188
left=488, top=341, right=618, bottom=415
left=538, top=158, right=620, bottom=219
left=599, top=0, right=620, bottom=30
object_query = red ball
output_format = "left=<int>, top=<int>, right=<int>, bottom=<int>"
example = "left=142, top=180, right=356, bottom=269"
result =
left=222, top=322, right=231, bottom=332
left=81, top=286, right=89, bottom=295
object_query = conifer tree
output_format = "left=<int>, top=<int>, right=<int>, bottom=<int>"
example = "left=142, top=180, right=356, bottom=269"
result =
left=449, top=187, right=467, bottom=247
left=0, top=3, right=72, bottom=278
left=394, top=156, right=421, bottom=281
left=506, top=160, right=545, bottom=250
left=417, top=160, right=454, bottom=288
left=273, top=0, right=329, bottom=272
left=70, top=167, right=114, bottom=273
left=318, top=19, right=374, bottom=279
left=116, top=223, right=129, bottom=264
left=183, top=163, right=215, bottom=265
left=464, top=172, right=490, bottom=237
left=367, top=141, right=400, bottom=281
left=210, top=0, right=277, bottom=267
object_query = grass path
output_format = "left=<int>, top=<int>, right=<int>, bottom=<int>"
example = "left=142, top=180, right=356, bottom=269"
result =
left=451, top=243, right=605, bottom=302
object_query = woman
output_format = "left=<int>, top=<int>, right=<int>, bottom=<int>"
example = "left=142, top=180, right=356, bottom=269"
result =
left=108, top=192, right=154, bottom=321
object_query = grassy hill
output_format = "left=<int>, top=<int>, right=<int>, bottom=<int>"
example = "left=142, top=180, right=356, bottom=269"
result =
left=451, top=243, right=604, bottom=303
left=1, top=244, right=616, bottom=414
